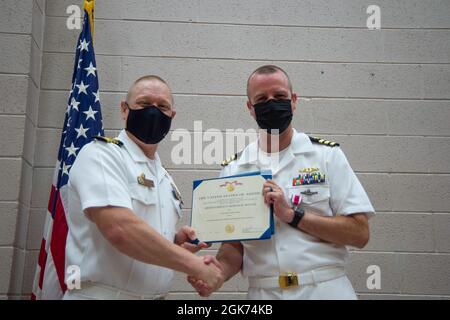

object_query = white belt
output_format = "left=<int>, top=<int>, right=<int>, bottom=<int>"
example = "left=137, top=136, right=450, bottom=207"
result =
left=248, top=266, right=346, bottom=289
left=70, top=282, right=167, bottom=300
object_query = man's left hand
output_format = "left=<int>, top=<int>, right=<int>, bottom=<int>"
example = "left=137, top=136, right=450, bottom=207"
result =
left=262, top=180, right=294, bottom=224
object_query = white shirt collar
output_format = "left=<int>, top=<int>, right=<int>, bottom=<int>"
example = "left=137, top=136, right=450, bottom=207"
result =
left=236, top=128, right=314, bottom=166
left=118, top=129, right=162, bottom=165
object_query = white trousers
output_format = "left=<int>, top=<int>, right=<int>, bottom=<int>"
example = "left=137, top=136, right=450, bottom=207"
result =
left=63, top=290, right=167, bottom=300
left=248, top=275, right=357, bottom=300
left=62, top=282, right=166, bottom=300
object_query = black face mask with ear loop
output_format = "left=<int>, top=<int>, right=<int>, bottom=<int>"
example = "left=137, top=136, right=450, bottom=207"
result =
left=253, top=99, right=293, bottom=134
left=125, top=103, right=172, bottom=144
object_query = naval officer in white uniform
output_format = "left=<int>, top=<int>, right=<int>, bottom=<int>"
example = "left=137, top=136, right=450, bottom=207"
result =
left=64, top=75, right=223, bottom=300
left=188, top=65, right=375, bottom=300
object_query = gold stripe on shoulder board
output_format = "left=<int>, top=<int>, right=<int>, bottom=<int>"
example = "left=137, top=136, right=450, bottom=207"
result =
left=93, top=136, right=123, bottom=147
left=309, top=136, right=340, bottom=147
left=221, top=150, right=243, bottom=167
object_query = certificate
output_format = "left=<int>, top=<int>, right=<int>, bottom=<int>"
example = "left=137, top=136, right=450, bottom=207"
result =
left=191, top=171, right=274, bottom=243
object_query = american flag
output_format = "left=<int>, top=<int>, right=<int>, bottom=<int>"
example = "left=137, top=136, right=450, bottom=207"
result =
left=32, top=0, right=103, bottom=300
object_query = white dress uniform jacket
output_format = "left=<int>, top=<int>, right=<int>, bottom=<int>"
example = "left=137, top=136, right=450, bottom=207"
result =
left=220, top=129, right=375, bottom=299
left=63, top=130, right=182, bottom=299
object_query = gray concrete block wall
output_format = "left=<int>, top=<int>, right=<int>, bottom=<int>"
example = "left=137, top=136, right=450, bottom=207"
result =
left=0, top=0, right=45, bottom=298
left=2, top=0, right=449, bottom=299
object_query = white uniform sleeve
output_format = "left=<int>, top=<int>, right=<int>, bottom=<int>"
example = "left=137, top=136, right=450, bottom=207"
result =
left=327, top=147, right=375, bottom=217
left=69, top=143, right=133, bottom=212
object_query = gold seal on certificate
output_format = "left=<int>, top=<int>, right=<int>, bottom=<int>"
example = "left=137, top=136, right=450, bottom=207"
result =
left=191, top=171, right=274, bottom=243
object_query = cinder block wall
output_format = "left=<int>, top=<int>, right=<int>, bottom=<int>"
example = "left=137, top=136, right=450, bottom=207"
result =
left=0, top=0, right=45, bottom=299
left=3, top=0, right=450, bottom=299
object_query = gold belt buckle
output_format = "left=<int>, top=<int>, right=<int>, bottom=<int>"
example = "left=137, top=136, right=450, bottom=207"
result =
left=279, top=272, right=299, bottom=289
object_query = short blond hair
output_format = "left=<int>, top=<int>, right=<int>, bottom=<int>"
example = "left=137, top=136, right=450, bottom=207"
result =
left=126, top=75, right=173, bottom=103
left=246, top=65, right=292, bottom=98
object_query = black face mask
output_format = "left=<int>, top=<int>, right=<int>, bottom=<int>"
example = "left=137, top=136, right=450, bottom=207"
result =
left=253, top=99, right=293, bottom=134
left=125, top=103, right=172, bottom=144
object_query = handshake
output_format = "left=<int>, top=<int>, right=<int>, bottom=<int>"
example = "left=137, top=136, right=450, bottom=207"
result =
left=187, top=255, right=225, bottom=297
left=176, top=226, right=226, bottom=297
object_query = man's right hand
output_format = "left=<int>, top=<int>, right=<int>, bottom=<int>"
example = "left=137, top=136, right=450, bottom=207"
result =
left=188, top=255, right=224, bottom=297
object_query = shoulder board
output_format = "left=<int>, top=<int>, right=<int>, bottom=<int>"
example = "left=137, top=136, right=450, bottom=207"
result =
left=93, top=136, right=123, bottom=147
left=309, top=136, right=340, bottom=147
left=162, top=165, right=171, bottom=177
left=221, top=150, right=243, bottom=167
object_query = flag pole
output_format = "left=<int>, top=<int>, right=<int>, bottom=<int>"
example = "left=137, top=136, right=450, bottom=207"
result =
left=84, top=0, right=95, bottom=43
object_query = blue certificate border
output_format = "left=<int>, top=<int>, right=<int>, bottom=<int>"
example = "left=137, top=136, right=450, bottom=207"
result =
left=191, top=171, right=274, bottom=244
